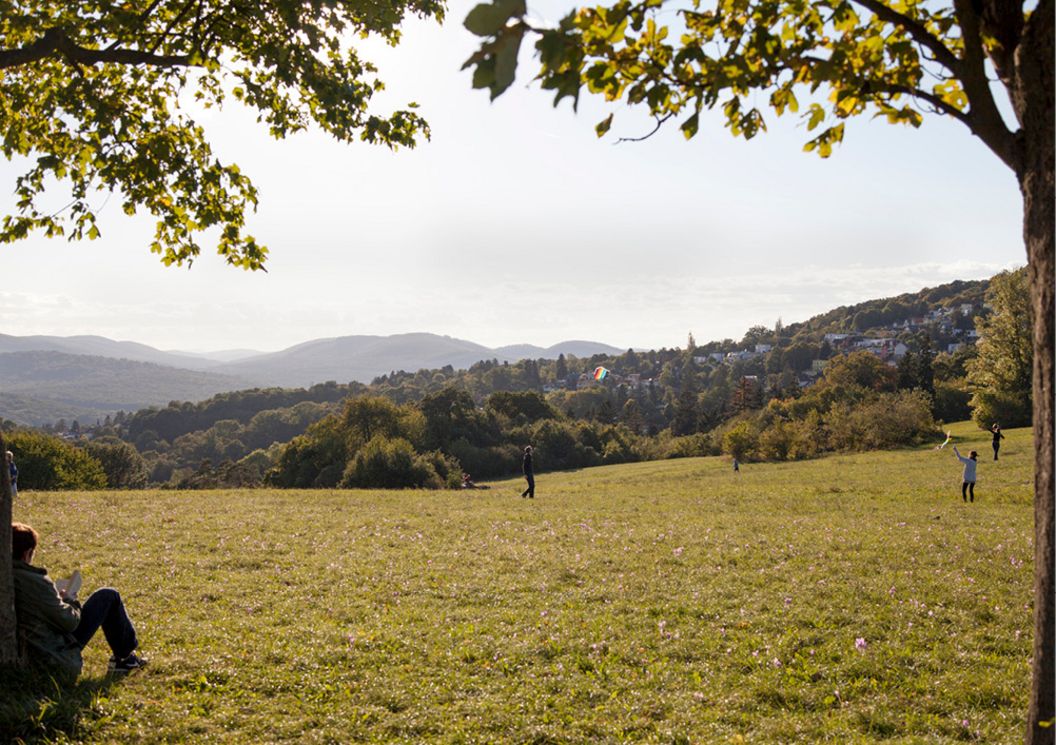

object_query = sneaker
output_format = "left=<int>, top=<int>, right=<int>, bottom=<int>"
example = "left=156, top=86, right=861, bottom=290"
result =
left=108, top=652, right=148, bottom=674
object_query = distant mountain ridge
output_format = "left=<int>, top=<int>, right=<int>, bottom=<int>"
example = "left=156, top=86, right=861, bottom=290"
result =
left=212, top=334, right=624, bottom=388
left=0, top=351, right=252, bottom=426
left=0, top=333, right=623, bottom=424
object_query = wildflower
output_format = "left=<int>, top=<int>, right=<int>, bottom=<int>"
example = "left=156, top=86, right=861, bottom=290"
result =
left=784, top=596, right=792, bottom=608
left=855, top=637, right=867, bottom=652
left=673, top=546, right=684, bottom=557
left=771, top=657, right=782, bottom=668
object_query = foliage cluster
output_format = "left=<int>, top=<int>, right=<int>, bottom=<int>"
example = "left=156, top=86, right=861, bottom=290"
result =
left=266, top=390, right=651, bottom=489
left=717, top=352, right=937, bottom=461
left=5, top=431, right=106, bottom=490
left=967, top=268, right=1033, bottom=429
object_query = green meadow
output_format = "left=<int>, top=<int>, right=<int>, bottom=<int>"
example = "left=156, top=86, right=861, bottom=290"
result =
left=4, top=421, right=1034, bottom=743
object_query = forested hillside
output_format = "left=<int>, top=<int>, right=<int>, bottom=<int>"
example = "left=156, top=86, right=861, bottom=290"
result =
left=8, top=274, right=1028, bottom=491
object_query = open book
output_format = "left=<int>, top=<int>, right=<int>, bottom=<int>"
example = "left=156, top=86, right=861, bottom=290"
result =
left=54, top=570, right=82, bottom=602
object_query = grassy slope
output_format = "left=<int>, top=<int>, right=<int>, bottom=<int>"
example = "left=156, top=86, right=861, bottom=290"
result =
left=4, top=421, right=1034, bottom=743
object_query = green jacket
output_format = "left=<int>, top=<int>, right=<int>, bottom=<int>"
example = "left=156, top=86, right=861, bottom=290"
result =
left=12, top=559, right=83, bottom=675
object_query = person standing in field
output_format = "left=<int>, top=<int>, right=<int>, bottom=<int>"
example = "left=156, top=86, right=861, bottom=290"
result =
left=520, top=445, right=535, bottom=499
left=990, top=424, right=1004, bottom=460
left=953, top=446, right=978, bottom=503
left=5, top=450, right=16, bottom=499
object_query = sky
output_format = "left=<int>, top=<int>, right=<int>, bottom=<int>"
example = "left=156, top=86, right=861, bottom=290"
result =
left=0, top=0, right=1027, bottom=354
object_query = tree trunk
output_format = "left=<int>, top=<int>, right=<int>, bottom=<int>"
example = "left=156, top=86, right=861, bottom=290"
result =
left=0, top=430, right=18, bottom=664
left=1017, top=2, right=1055, bottom=740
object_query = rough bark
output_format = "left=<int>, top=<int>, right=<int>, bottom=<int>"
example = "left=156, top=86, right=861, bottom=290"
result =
left=0, top=430, right=17, bottom=665
left=1016, top=0, right=1055, bottom=741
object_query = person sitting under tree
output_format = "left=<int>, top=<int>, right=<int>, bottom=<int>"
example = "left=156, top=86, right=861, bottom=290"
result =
left=11, top=522, right=147, bottom=676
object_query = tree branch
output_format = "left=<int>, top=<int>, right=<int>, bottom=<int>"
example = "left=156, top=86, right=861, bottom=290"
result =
left=615, top=112, right=675, bottom=143
left=846, top=0, right=962, bottom=74
left=0, top=28, right=194, bottom=71
left=873, top=83, right=972, bottom=125
left=951, top=0, right=1021, bottom=171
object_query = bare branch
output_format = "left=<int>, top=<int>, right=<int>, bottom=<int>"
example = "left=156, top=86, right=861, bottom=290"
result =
left=615, top=112, right=675, bottom=143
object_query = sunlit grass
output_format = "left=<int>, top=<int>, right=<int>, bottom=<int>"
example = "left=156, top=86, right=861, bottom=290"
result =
left=4, top=421, right=1033, bottom=743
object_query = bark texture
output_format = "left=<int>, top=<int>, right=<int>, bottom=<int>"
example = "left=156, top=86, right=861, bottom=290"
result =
left=1015, top=0, right=1055, bottom=741
left=0, top=431, right=17, bottom=664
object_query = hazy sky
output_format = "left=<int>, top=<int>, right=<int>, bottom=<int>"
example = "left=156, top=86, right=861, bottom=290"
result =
left=0, top=0, right=1025, bottom=353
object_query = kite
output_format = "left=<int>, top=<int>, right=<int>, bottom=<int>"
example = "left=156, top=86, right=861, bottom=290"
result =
left=935, top=432, right=952, bottom=450
left=593, top=366, right=610, bottom=381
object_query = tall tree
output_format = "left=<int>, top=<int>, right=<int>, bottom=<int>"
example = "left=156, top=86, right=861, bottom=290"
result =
left=968, top=267, right=1033, bottom=428
left=464, top=0, right=1052, bottom=738
left=0, top=1, right=442, bottom=268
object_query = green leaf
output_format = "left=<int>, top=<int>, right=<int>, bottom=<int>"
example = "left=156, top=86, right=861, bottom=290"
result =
left=595, top=113, right=614, bottom=137
left=464, top=0, right=527, bottom=36
left=680, top=112, right=699, bottom=139
left=492, top=28, right=525, bottom=99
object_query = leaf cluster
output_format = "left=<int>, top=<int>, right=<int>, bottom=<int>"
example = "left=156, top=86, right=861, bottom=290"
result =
left=0, top=0, right=443, bottom=267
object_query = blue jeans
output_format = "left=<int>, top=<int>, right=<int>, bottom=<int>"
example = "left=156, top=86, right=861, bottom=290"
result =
left=72, top=588, right=138, bottom=659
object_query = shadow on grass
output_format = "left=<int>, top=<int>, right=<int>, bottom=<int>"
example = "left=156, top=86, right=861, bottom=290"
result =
left=0, top=664, right=121, bottom=744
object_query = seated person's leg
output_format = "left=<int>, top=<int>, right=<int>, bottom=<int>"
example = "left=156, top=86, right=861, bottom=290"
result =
left=73, top=588, right=139, bottom=659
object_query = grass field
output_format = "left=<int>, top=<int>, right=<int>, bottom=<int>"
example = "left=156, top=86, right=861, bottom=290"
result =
left=3, top=421, right=1035, bottom=743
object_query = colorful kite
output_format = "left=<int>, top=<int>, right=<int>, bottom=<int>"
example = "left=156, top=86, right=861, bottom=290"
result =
left=935, top=432, right=952, bottom=450
left=593, top=366, right=609, bottom=381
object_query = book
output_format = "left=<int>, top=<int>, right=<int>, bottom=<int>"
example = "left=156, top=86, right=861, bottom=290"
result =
left=54, top=570, right=82, bottom=602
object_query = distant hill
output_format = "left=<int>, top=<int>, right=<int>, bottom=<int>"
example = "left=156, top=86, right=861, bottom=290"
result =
left=205, top=335, right=625, bottom=388
left=0, top=351, right=252, bottom=426
left=0, top=333, right=222, bottom=371
left=493, top=341, right=626, bottom=360
left=0, top=333, right=624, bottom=423
left=783, top=278, right=988, bottom=338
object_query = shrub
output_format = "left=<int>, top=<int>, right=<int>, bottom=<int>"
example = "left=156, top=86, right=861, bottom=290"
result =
left=340, top=436, right=444, bottom=489
left=6, top=431, right=106, bottom=490
left=721, top=421, right=759, bottom=461
left=826, top=390, right=936, bottom=451
left=933, top=380, right=972, bottom=424
left=83, top=438, right=148, bottom=488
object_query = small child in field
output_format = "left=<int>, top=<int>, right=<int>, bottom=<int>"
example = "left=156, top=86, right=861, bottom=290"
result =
left=953, top=445, right=978, bottom=502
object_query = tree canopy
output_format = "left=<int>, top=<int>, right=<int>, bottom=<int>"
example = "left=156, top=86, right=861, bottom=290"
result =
left=0, top=0, right=444, bottom=269
left=968, top=267, right=1033, bottom=428
left=463, top=0, right=1038, bottom=172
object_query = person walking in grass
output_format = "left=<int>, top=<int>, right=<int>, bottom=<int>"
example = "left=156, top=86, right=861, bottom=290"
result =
left=520, top=445, right=535, bottom=499
left=11, top=522, right=147, bottom=676
left=953, top=446, right=978, bottom=503
left=990, top=424, right=1004, bottom=461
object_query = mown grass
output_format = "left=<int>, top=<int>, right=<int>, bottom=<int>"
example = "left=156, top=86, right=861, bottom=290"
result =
left=4, top=421, right=1034, bottom=743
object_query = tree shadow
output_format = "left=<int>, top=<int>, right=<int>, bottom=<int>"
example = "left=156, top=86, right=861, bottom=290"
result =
left=0, top=664, right=123, bottom=743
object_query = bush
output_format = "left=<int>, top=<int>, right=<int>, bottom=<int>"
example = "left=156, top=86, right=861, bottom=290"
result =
left=721, top=421, right=759, bottom=461
left=340, top=436, right=445, bottom=489
left=6, top=431, right=106, bottom=490
left=826, top=390, right=936, bottom=451
left=83, top=438, right=148, bottom=488
left=933, top=380, right=972, bottom=424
